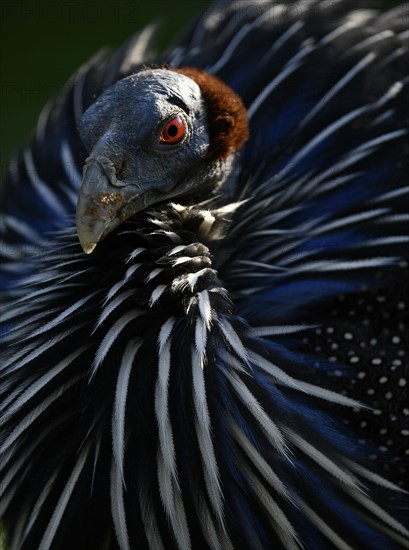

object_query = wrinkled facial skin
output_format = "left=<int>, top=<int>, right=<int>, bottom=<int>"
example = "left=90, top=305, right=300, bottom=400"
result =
left=76, top=67, right=249, bottom=254
left=79, top=70, right=210, bottom=190
left=76, top=70, right=214, bottom=253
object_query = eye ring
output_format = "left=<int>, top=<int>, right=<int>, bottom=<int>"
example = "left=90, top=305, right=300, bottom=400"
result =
left=160, top=116, right=186, bottom=145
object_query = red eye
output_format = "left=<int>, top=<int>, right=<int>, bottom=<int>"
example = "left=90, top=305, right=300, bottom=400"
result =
left=160, top=116, right=186, bottom=145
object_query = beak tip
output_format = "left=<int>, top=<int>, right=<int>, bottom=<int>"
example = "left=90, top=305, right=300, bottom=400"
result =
left=76, top=216, right=103, bottom=254
left=80, top=241, right=98, bottom=254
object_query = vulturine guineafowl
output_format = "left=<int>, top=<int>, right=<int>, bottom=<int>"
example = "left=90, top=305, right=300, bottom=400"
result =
left=1, top=1, right=409, bottom=548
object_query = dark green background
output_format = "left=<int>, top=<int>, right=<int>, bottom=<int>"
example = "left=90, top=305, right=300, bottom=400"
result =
left=0, top=1, right=404, bottom=181
left=0, top=1, right=207, bottom=180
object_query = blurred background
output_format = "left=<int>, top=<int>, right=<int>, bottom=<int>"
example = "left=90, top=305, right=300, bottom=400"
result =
left=0, top=0, right=207, bottom=180
left=0, top=0, right=404, bottom=181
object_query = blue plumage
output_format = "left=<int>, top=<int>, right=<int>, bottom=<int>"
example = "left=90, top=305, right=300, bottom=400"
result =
left=1, top=1, right=409, bottom=549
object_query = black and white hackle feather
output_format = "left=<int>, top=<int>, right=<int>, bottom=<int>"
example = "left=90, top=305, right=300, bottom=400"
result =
left=1, top=1, right=409, bottom=549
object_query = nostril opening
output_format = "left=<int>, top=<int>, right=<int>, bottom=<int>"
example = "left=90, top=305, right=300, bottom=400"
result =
left=93, top=155, right=128, bottom=186
left=91, top=155, right=117, bottom=184
left=115, top=159, right=128, bottom=181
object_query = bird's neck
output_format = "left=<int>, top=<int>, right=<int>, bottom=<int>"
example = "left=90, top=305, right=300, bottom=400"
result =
left=106, top=203, right=235, bottom=318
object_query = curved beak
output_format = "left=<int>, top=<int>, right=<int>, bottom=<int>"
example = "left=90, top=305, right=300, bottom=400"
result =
left=76, top=158, right=130, bottom=254
left=76, top=156, right=174, bottom=254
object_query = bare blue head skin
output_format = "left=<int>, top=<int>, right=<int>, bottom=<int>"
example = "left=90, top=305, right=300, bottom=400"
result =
left=76, top=68, right=242, bottom=253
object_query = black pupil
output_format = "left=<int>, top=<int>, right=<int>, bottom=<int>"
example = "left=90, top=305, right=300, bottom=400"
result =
left=167, top=124, right=178, bottom=137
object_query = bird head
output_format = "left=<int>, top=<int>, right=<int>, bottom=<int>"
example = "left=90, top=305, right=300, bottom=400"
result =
left=76, top=67, right=249, bottom=253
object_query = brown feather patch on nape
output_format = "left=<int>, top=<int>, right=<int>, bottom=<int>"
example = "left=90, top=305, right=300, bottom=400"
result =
left=172, top=67, right=249, bottom=161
